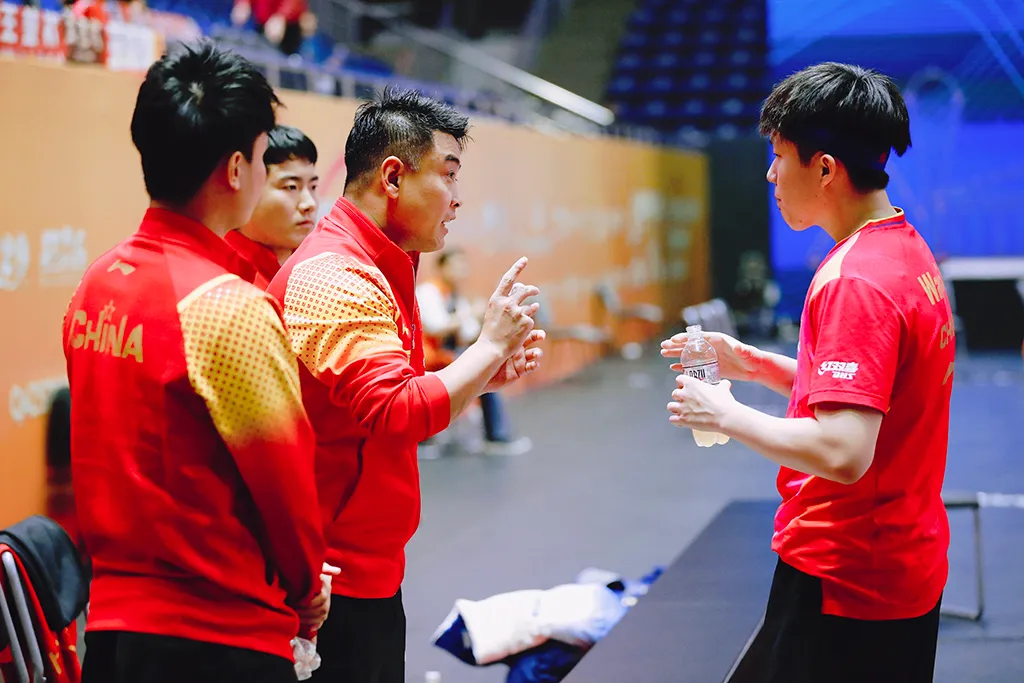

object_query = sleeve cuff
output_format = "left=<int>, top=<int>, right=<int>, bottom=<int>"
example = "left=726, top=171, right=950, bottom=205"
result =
left=807, top=389, right=889, bottom=414
left=419, top=372, right=452, bottom=436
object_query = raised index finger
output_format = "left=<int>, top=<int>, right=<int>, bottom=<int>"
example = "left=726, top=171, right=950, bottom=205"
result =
left=495, top=257, right=528, bottom=296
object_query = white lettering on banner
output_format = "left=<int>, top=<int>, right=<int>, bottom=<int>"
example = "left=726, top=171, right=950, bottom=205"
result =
left=818, top=361, right=859, bottom=380
left=9, top=377, right=67, bottom=424
left=105, top=21, right=158, bottom=72
left=19, top=6, right=38, bottom=48
left=39, top=226, right=88, bottom=287
left=40, top=9, right=60, bottom=50
left=0, top=3, right=18, bottom=46
left=0, top=232, right=31, bottom=291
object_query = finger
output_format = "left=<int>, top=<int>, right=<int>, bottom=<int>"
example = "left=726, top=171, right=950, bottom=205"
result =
left=660, top=347, right=682, bottom=357
left=671, top=388, right=687, bottom=401
left=525, top=360, right=539, bottom=373
left=667, top=401, right=684, bottom=414
left=669, top=363, right=683, bottom=372
left=524, top=348, right=542, bottom=362
left=495, top=257, right=528, bottom=296
left=322, top=563, right=341, bottom=576
left=720, top=379, right=732, bottom=391
left=513, top=284, right=540, bottom=304
left=668, top=415, right=688, bottom=426
left=664, top=333, right=690, bottom=345
left=522, top=302, right=541, bottom=318
left=676, top=374, right=693, bottom=388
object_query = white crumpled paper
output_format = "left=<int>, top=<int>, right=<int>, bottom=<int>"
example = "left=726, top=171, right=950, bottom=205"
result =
left=291, top=637, right=321, bottom=680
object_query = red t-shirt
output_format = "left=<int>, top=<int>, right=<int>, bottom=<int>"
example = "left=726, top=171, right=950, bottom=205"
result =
left=774, top=209, right=955, bottom=620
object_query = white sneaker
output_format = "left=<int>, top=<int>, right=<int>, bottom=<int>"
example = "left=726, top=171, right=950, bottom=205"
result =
left=481, top=437, right=533, bottom=457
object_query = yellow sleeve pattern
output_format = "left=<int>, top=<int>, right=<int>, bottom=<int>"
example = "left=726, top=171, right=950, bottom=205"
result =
left=178, top=274, right=306, bottom=446
left=282, top=252, right=407, bottom=381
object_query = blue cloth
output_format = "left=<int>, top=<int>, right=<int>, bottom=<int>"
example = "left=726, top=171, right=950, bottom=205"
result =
left=504, top=641, right=586, bottom=683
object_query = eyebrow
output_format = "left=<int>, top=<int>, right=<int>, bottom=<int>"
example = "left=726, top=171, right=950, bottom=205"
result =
left=277, top=174, right=319, bottom=183
left=445, top=154, right=461, bottom=166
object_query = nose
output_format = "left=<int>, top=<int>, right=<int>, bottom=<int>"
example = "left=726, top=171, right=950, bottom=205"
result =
left=299, top=186, right=317, bottom=214
left=766, top=158, right=778, bottom=184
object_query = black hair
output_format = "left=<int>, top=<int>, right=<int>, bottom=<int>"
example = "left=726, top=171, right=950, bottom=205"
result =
left=130, top=40, right=280, bottom=204
left=759, top=62, right=911, bottom=192
left=265, top=125, right=318, bottom=166
left=344, top=87, right=471, bottom=191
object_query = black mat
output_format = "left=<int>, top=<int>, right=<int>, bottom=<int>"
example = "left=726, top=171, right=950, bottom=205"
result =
left=562, top=500, right=777, bottom=683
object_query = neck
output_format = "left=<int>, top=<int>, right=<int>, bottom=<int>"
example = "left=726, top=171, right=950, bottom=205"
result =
left=271, top=246, right=293, bottom=266
left=343, top=189, right=411, bottom=251
left=821, top=189, right=897, bottom=243
left=151, top=197, right=235, bottom=239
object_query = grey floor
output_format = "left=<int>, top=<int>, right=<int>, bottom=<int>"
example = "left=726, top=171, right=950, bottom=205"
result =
left=403, top=340, right=1024, bottom=683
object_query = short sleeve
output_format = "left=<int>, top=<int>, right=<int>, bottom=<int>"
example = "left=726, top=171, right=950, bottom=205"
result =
left=806, top=277, right=904, bottom=413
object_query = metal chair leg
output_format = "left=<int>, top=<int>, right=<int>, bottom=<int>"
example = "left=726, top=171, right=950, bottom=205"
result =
left=2, top=552, right=46, bottom=682
left=0, top=567, right=30, bottom=683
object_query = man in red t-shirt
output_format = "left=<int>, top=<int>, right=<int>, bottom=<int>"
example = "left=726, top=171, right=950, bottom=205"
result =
left=662, top=62, right=953, bottom=682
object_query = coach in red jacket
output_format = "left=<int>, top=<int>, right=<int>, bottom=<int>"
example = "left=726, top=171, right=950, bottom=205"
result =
left=266, top=88, right=546, bottom=683
left=65, top=42, right=330, bottom=683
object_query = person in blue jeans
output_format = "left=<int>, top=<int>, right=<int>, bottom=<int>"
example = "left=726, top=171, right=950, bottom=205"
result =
left=418, top=248, right=533, bottom=457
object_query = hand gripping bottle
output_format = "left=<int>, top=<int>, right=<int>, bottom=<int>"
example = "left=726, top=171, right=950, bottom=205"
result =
left=679, top=325, right=730, bottom=447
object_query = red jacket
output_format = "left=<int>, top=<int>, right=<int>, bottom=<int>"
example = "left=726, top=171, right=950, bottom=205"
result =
left=266, top=198, right=452, bottom=599
left=64, top=208, right=324, bottom=660
left=225, top=228, right=282, bottom=288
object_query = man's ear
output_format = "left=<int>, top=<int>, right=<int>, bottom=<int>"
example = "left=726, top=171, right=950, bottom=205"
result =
left=819, top=153, right=838, bottom=187
left=381, top=156, right=404, bottom=199
left=225, top=151, right=246, bottom=191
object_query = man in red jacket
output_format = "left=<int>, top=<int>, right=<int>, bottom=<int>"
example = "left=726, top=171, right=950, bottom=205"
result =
left=226, top=124, right=320, bottom=287
left=266, top=87, right=546, bottom=683
left=65, top=41, right=332, bottom=683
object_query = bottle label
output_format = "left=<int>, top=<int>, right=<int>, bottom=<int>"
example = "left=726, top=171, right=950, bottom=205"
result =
left=682, top=361, right=720, bottom=384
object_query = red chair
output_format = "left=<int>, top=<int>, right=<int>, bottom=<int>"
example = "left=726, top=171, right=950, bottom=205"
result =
left=0, top=517, right=88, bottom=683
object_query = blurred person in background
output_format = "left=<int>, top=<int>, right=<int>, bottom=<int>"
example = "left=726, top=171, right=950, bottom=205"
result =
left=418, top=246, right=534, bottom=457
left=265, top=87, right=546, bottom=683
left=227, top=124, right=319, bottom=287
left=663, top=62, right=951, bottom=683
left=68, top=0, right=145, bottom=24
left=65, top=41, right=332, bottom=682
left=232, top=0, right=317, bottom=56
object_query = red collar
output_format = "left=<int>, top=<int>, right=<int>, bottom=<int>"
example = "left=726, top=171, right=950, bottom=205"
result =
left=224, top=230, right=283, bottom=286
left=330, top=198, right=420, bottom=273
left=138, top=208, right=258, bottom=282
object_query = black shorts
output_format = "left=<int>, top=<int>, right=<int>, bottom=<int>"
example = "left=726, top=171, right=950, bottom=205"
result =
left=731, top=559, right=941, bottom=683
left=81, top=631, right=296, bottom=683
left=310, top=588, right=406, bottom=683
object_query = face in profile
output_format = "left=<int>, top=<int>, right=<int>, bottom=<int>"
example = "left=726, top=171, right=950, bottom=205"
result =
left=766, top=134, right=823, bottom=232
left=246, top=157, right=319, bottom=252
left=390, top=131, right=462, bottom=253
left=232, top=133, right=270, bottom=230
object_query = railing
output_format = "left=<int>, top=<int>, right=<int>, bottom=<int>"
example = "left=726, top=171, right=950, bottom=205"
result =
left=310, top=0, right=616, bottom=132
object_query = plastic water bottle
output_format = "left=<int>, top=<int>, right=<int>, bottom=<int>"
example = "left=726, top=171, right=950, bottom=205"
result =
left=679, top=325, right=730, bottom=447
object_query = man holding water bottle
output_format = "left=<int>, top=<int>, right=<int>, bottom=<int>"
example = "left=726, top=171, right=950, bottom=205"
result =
left=662, top=62, right=954, bottom=683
